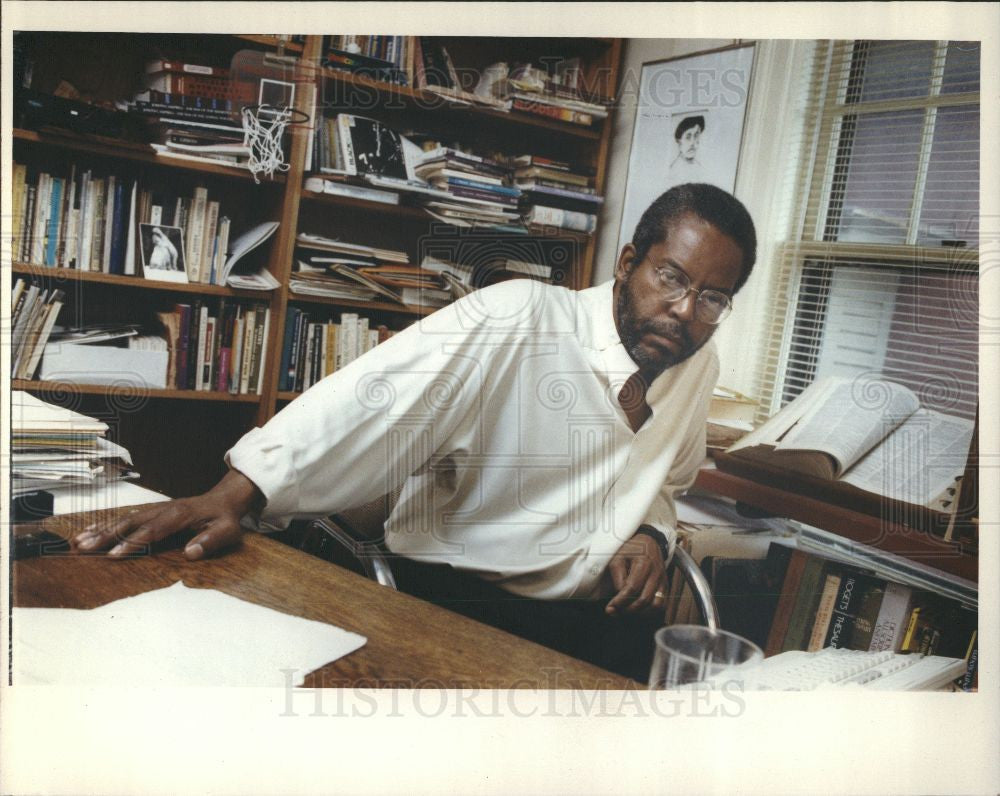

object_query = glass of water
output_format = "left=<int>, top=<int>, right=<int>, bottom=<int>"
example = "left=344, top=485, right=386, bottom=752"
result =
left=648, top=625, right=763, bottom=689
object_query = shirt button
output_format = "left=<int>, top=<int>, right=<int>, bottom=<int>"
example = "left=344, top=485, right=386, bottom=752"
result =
left=590, top=565, right=601, bottom=575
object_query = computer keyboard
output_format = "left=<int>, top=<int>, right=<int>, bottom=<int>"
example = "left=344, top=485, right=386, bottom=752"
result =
left=702, top=647, right=966, bottom=691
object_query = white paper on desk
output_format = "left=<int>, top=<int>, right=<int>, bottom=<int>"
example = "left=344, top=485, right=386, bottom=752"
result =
left=13, top=582, right=367, bottom=687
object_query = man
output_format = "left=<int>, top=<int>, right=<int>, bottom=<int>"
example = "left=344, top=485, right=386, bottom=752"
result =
left=76, top=183, right=756, bottom=680
left=667, top=115, right=706, bottom=186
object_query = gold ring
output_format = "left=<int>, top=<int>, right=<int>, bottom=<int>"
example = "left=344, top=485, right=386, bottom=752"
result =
left=654, top=590, right=665, bottom=599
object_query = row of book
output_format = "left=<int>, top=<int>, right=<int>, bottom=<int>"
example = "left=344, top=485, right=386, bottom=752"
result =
left=11, top=161, right=235, bottom=285
left=278, top=308, right=394, bottom=393
left=156, top=299, right=271, bottom=393
left=11, top=278, right=66, bottom=380
left=706, top=541, right=978, bottom=690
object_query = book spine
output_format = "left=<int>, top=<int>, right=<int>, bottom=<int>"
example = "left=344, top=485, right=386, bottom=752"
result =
left=186, top=299, right=202, bottom=389
left=302, top=323, right=316, bottom=390
left=11, top=163, right=27, bottom=262
left=174, top=304, right=191, bottom=389
left=527, top=205, right=596, bottom=233
left=337, top=115, right=357, bottom=175
left=325, top=321, right=337, bottom=377
left=278, top=308, right=298, bottom=392
left=44, top=177, right=65, bottom=266
left=806, top=573, right=842, bottom=651
left=31, top=172, right=51, bottom=265
left=101, top=175, right=117, bottom=273
left=212, top=304, right=229, bottom=392
left=20, top=186, right=37, bottom=265
left=108, top=178, right=128, bottom=274
left=228, top=306, right=245, bottom=394
left=239, top=306, right=257, bottom=394
left=88, top=178, right=106, bottom=271
left=846, top=579, right=887, bottom=650
left=868, top=582, right=913, bottom=652
left=247, top=305, right=266, bottom=395
left=60, top=167, right=78, bottom=268
left=195, top=305, right=209, bottom=390
left=200, top=200, right=220, bottom=284
left=511, top=98, right=592, bottom=125
left=255, top=308, right=271, bottom=396
left=824, top=572, right=859, bottom=649
left=292, top=311, right=308, bottom=392
left=213, top=216, right=230, bottom=286
left=186, top=187, right=208, bottom=282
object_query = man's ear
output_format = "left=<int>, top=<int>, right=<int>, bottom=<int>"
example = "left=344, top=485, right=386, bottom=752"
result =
left=614, top=243, right=638, bottom=282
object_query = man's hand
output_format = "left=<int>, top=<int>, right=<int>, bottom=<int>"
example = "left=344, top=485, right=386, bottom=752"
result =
left=605, top=533, right=668, bottom=616
left=71, top=469, right=263, bottom=560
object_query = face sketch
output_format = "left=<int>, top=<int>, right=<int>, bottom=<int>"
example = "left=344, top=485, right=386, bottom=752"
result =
left=677, top=125, right=702, bottom=162
left=613, top=212, right=743, bottom=378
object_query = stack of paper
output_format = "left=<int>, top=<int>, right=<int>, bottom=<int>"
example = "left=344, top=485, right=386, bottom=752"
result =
left=13, top=582, right=367, bottom=686
left=12, top=391, right=138, bottom=496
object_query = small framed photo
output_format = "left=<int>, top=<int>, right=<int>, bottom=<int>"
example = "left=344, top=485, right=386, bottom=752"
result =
left=140, top=223, right=188, bottom=283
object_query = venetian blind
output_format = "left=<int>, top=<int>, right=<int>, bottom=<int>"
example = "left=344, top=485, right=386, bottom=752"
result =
left=754, top=40, right=980, bottom=424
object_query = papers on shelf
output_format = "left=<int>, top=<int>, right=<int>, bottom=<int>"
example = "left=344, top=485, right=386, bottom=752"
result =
left=12, top=582, right=367, bottom=687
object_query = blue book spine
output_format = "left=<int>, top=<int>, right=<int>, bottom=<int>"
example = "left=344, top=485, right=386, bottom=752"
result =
left=445, top=176, right=521, bottom=197
left=107, top=179, right=128, bottom=274
left=44, top=178, right=64, bottom=267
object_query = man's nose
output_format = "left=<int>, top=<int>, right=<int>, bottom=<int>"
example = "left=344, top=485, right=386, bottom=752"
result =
left=667, top=290, right=697, bottom=321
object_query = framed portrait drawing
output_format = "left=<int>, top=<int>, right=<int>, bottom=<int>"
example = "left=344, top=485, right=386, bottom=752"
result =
left=616, top=43, right=756, bottom=254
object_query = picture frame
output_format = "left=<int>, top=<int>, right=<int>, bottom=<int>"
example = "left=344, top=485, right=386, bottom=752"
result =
left=616, top=43, right=756, bottom=254
left=139, top=223, right=188, bottom=283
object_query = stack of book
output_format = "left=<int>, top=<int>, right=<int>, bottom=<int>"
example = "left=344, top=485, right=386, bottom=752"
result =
left=414, top=147, right=522, bottom=228
left=278, top=310, right=395, bottom=393
left=499, top=71, right=611, bottom=127
left=421, top=254, right=557, bottom=293
left=155, top=299, right=272, bottom=394
left=12, top=391, right=138, bottom=497
left=291, top=232, right=448, bottom=307
left=514, top=155, right=601, bottom=234
left=129, top=58, right=249, bottom=168
left=11, top=278, right=66, bottom=380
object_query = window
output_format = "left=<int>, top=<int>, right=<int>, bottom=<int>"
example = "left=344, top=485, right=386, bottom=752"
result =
left=758, top=40, right=980, bottom=423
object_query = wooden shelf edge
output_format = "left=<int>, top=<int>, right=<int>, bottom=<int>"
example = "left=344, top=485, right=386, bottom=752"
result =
left=235, top=34, right=304, bottom=52
left=11, top=263, right=273, bottom=299
left=13, top=128, right=286, bottom=184
left=13, top=379, right=263, bottom=403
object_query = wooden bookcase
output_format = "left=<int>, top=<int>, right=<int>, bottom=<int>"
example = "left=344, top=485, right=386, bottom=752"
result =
left=10, top=32, right=623, bottom=497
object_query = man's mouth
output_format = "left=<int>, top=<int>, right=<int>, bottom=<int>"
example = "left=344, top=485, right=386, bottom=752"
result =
left=644, top=331, right=683, bottom=354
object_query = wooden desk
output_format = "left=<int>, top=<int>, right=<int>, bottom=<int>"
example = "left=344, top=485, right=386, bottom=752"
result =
left=13, top=506, right=634, bottom=689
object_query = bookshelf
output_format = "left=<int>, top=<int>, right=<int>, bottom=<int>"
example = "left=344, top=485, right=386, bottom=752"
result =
left=10, top=31, right=624, bottom=497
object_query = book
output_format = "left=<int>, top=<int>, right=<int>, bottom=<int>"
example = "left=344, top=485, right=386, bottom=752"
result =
left=868, top=581, right=913, bottom=652
left=722, top=376, right=976, bottom=510
left=144, top=59, right=230, bottom=77
left=525, top=205, right=597, bottom=234
left=780, top=555, right=829, bottom=653
left=806, top=572, right=842, bottom=651
left=823, top=570, right=881, bottom=649
left=219, top=220, right=280, bottom=290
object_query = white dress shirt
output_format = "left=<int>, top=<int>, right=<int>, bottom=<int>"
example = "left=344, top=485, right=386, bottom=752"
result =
left=227, top=279, right=718, bottom=599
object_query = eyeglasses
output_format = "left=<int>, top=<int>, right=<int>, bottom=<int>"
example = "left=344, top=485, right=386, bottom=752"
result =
left=653, top=265, right=733, bottom=325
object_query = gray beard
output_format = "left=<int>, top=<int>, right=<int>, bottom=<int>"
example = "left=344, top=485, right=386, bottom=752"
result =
left=616, top=279, right=701, bottom=378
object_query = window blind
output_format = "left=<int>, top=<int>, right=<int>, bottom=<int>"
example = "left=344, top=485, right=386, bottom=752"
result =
left=754, top=40, right=980, bottom=424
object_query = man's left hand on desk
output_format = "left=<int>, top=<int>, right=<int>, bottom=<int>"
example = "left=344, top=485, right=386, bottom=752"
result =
left=605, top=532, right=668, bottom=616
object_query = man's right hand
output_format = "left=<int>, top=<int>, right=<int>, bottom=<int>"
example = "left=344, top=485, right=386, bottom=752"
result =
left=72, top=469, right=264, bottom=560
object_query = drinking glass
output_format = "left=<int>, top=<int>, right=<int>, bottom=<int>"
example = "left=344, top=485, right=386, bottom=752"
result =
left=648, top=625, right=763, bottom=689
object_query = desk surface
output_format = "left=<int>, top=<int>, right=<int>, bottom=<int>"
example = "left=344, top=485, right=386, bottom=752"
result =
left=13, top=506, right=634, bottom=689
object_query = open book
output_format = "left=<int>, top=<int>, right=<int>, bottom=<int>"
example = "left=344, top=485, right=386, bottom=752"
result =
left=723, top=377, right=974, bottom=510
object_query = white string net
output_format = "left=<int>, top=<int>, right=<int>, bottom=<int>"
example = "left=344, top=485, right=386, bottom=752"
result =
left=241, top=105, right=293, bottom=183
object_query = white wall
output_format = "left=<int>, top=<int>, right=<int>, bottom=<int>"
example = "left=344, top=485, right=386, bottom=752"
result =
left=594, top=38, right=813, bottom=399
